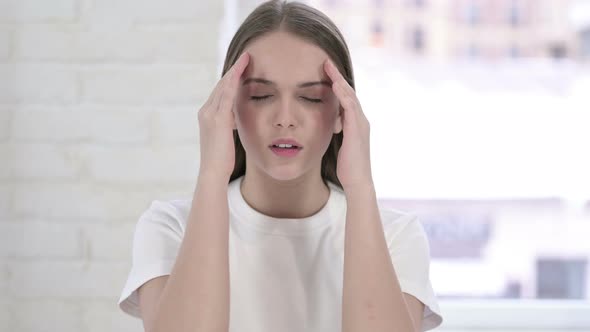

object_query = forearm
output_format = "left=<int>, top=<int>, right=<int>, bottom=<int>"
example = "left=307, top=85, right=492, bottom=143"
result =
left=341, top=183, right=415, bottom=332
left=151, top=174, right=230, bottom=332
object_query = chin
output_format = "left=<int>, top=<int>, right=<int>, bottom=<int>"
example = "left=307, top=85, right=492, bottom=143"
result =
left=264, top=164, right=307, bottom=182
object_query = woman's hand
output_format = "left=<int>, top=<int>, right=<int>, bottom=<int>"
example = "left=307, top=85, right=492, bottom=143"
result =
left=198, top=52, right=250, bottom=182
left=324, top=58, right=374, bottom=193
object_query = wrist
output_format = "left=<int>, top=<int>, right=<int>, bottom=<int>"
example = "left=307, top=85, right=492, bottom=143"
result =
left=198, top=165, right=231, bottom=179
left=197, top=170, right=230, bottom=188
left=343, top=180, right=376, bottom=197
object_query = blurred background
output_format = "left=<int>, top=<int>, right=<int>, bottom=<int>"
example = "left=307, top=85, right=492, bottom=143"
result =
left=1, top=0, right=589, bottom=331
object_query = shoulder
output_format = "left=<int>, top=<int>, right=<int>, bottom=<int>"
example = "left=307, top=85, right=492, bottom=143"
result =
left=135, top=197, right=193, bottom=237
left=377, top=204, right=424, bottom=241
left=377, top=204, right=431, bottom=265
left=376, top=206, right=443, bottom=330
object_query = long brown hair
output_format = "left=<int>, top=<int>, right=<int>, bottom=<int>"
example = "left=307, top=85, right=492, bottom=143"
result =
left=222, top=0, right=355, bottom=190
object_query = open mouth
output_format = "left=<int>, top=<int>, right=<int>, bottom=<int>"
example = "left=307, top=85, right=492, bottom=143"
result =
left=269, top=144, right=302, bottom=150
left=269, top=144, right=302, bottom=157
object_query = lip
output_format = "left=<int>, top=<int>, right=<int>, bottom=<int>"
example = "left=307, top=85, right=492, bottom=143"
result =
left=269, top=138, right=303, bottom=149
left=269, top=146, right=301, bottom=158
left=268, top=137, right=303, bottom=158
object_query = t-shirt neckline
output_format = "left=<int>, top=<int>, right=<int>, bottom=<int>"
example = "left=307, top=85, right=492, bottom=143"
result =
left=228, top=175, right=344, bottom=235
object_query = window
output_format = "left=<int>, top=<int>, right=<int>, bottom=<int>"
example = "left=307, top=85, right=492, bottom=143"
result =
left=509, top=0, right=521, bottom=26
left=421, top=213, right=491, bottom=260
left=371, top=19, right=384, bottom=47
left=379, top=197, right=590, bottom=303
left=410, top=26, right=424, bottom=53
left=405, top=0, right=426, bottom=8
left=466, top=0, right=481, bottom=25
left=581, top=28, right=590, bottom=58
left=549, top=43, right=567, bottom=59
left=413, top=0, right=425, bottom=8
left=323, top=0, right=341, bottom=7
left=509, top=45, right=519, bottom=58
left=468, top=43, right=479, bottom=58
left=537, top=258, right=587, bottom=299
left=225, top=1, right=590, bottom=330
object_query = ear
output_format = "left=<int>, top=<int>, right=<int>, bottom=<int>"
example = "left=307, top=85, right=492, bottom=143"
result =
left=333, top=106, right=343, bottom=134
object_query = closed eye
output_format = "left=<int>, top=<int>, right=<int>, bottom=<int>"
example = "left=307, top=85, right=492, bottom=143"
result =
left=301, top=97, right=323, bottom=103
left=249, top=95, right=323, bottom=103
left=250, top=95, right=272, bottom=101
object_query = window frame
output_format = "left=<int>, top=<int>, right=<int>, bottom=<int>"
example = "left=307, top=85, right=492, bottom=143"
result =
left=439, top=299, right=590, bottom=329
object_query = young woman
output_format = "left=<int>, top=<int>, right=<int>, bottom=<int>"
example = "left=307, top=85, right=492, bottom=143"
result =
left=118, top=1, right=443, bottom=331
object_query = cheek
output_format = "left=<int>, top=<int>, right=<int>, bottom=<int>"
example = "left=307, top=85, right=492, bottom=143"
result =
left=321, top=93, right=340, bottom=117
left=319, top=102, right=340, bottom=127
left=234, top=99, right=257, bottom=128
left=234, top=102, right=265, bottom=153
left=315, top=106, right=339, bottom=143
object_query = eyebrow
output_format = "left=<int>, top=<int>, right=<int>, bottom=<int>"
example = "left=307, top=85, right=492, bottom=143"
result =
left=242, top=77, right=331, bottom=88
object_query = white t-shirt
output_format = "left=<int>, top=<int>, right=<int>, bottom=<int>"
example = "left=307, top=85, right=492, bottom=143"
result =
left=118, top=175, right=443, bottom=331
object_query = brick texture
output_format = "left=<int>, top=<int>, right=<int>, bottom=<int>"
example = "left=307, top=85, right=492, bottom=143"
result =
left=1, top=0, right=226, bottom=330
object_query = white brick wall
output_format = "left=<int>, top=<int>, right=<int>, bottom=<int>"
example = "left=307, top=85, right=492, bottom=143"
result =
left=0, top=0, right=78, bottom=23
left=0, top=30, right=10, bottom=59
left=0, top=64, right=79, bottom=104
left=10, top=107, right=152, bottom=143
left=0, top=108, right=11, bottom=141
left=0, top=0, right=225, bottom=330
left=0, top=222, right=81, bottom=258
left=80, top=65, right=214, bottom=105
left=0, top=185, right=11, bottom=217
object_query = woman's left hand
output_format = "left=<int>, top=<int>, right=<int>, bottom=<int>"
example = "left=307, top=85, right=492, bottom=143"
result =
left=324, top=59, right=374, bottom=193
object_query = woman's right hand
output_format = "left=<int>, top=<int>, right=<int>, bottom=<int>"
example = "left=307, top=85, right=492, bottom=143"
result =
left=197, top=52, right=250, bottom=182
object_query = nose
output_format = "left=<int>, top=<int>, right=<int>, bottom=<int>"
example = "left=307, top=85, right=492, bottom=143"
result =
left=273, top=100, right=298, bottom=128
left=276, top=123, right=295, bottom=128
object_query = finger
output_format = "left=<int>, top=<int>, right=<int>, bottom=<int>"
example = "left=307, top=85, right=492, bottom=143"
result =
left=202, top=54, right=244, bottom=116
left=218, top=52, right=250, bottom=114
left=324, top=59, right=361, bottom=119
left=332, top=79, right=358, bottom=111
left=324, top=59, right=357, bottom=108
left=324, top=59, right=356, bottom=96
left=213, top=52, right=249, bottom=112
left=201, top=76, right=225, bottom=113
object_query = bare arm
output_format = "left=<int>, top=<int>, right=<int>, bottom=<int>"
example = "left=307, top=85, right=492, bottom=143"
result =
left=137, top=53, right=250, bottom=332
left=139, top=175, right=231, bottom=332
left=320, top=58, right=424, bottom=332
left=341, top=183, right=422, bottom=332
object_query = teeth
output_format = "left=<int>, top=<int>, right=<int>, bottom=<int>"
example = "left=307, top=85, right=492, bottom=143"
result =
left=273, top=144, right=296, bottom=148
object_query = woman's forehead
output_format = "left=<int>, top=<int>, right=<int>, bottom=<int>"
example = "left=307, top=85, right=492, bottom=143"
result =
left=241, top=76, right=332, bottom=93
left=242, top=31, right=330, bottom=82
left=241, top=68, right=330, bottom=90
left=241, top=57, right=330, bottom=90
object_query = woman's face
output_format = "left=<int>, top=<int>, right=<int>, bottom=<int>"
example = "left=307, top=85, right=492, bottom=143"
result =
left=234, top=31, right=342, bottom=181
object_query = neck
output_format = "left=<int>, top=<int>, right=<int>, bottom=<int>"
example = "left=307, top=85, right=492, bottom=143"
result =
left=240, top=167, right=330, bottom=219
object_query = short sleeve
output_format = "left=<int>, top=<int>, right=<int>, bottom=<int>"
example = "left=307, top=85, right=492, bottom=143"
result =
left=384, top=212, right=443, bottom=331
left=118, top=200, right=184, bottom=319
